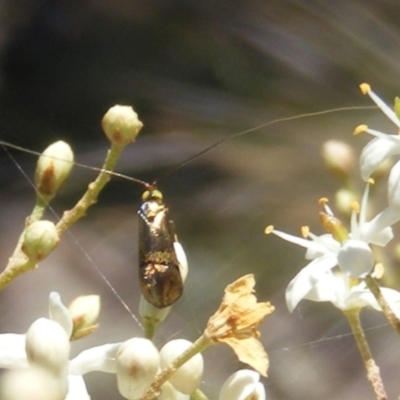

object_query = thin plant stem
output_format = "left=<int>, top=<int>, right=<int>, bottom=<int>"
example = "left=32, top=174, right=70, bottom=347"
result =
left=141, top=334, right=213, bottom=400
left=56, top=144, right=123, bottom=235
left=365, top=274, right=400, bottom=336
left=344, top=309, right=387, bottom=400
left=0, top=144, right=125, bottom=290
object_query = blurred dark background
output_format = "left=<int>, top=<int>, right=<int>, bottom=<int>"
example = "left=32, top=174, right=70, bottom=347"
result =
left=0, top=1, right=400, bottom=399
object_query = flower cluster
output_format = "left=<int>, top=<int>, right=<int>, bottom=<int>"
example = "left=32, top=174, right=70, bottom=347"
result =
left=266, top=83, right=400, bottom=315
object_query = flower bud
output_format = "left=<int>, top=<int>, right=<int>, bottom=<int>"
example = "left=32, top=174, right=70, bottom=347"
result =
left=334, top=188, right=356, bottom=217
left=116, top=338, right=159, bottom=399
left=22, top=221, right=59, bottom=261
left=68, top=295, right=100, bottom=340
left=25, top=318, right=70, bottom=397
left=48, top=292, right=73, bottom=339
left=140, top=296, right=171, bottom=327
left=219, top=370, right=266, bottom=400
left=174, top=241, right=189, bottom=283
left=160, top=339, right=203, bottom=395
left=101, top=105, right=143, bottom=146
left=35, top=141, right=74, bottom=201
left=321, top=140, right=355, bottom=180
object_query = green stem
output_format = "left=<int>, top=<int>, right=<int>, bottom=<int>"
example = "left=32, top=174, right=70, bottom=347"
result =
left=344, top=309, right=387, bottom=400
left=56, top=144, right=123, bottom=235
left=365, top=274, right=400, bottom=336
left=141, top=334, right=213, bottom=400
left=0, top=143, right=125, bottom=290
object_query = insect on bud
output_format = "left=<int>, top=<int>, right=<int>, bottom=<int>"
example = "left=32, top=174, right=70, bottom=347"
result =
left=68, top=295, right=101, bottom=340
left=101, top=105, right=143, bottom=146
left=35, top=141, right=74, bottom=201
left=22, top=221, right=59, bottom=261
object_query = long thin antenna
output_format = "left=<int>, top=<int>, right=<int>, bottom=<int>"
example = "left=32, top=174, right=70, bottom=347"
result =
left=0, top=139, right=150, bottom=187
left=156, top=105, right=377, bottom=183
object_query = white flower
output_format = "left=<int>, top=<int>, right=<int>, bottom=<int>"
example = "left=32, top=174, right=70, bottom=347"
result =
left=266, top=183, right=399, bottom=311
left=219, top=369, right=266, bottom=400
left=356, top=83, right=400, bottom=180
left=288, top=269, right=400, bottom=313
left=0, top=292, right=90, bottom=400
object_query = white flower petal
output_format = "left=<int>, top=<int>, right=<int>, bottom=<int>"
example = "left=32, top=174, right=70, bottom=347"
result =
left=304, top=271, right=347, bottom=307
left=69, top=343, right=122, bottom=375
left=366, top=89, right=400, bottom=127
left=271, top=229, right=329, bottom=255
left=337, top=240, right=374, bottom=277
left=388, top=160, right=400, bottom=211
left=65, top=375, right=90, bottom=400
left=285, top=255, right=338, bottom=312
left=359, top=136, right=400, bottom=180
left=0, top=334, right=28, bottom=369
left=48, top=292, right=73, bottom=338
left=361, top=208, right=398, bottom=245
left=219, top=370, right=265, bottom=400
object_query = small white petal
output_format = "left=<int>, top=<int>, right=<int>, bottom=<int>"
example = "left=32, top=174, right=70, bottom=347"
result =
left=271, top=229, right=328, bottom=255
left=359, top=135, right=400, bottom=180
left=366, top=90, right=400, bottom=127
left=160, top=339, right=203, bottom=395
left=388, top=160, right=400, bottom=211
left=304, top=271, right=348, bottom=308
left=69, top=343, right=122, bottom=375
left=285, top=255, right=338, bottom=312
left=219, top=370, right=265, bottom=400
left=48, top=292, right=73, bottom=338
left=65, top=375, right=90, bottom=400
left=0, top=334, right=28, bottom=369
left=116, top=338, right=160, bottom=400
left=337, top=240, right=374, bottom=277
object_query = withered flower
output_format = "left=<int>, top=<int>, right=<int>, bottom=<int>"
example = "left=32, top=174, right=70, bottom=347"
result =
left=204, top=274, right=274, bottom=376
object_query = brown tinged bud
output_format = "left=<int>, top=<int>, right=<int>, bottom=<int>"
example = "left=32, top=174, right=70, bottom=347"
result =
left=101, top=105, right=143, bottom=146
left=35, top=141, right=74, bottom=201
left=68, top=295, right=100, bottom=340
left=22, top=221, right=60, bottom=261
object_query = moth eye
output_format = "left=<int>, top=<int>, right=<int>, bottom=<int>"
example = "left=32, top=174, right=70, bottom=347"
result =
left=142, top=189, right=163, bottom=202
left=141, top=190, right=151, bottom=202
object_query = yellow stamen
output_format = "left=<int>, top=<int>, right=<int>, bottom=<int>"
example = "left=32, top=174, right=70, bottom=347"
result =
left=319, top=212, right=349, bottom=242
left=301, top=226, right=309, bottom=238
left=318, top=197, right=329, bottom=206
left=264, top=225, right=274, bottom=234
left=368, top=178, right=375, bottom=185
left=359, top=83, right=371, bottom=95
left=353, top=124, right=368, bottom=135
